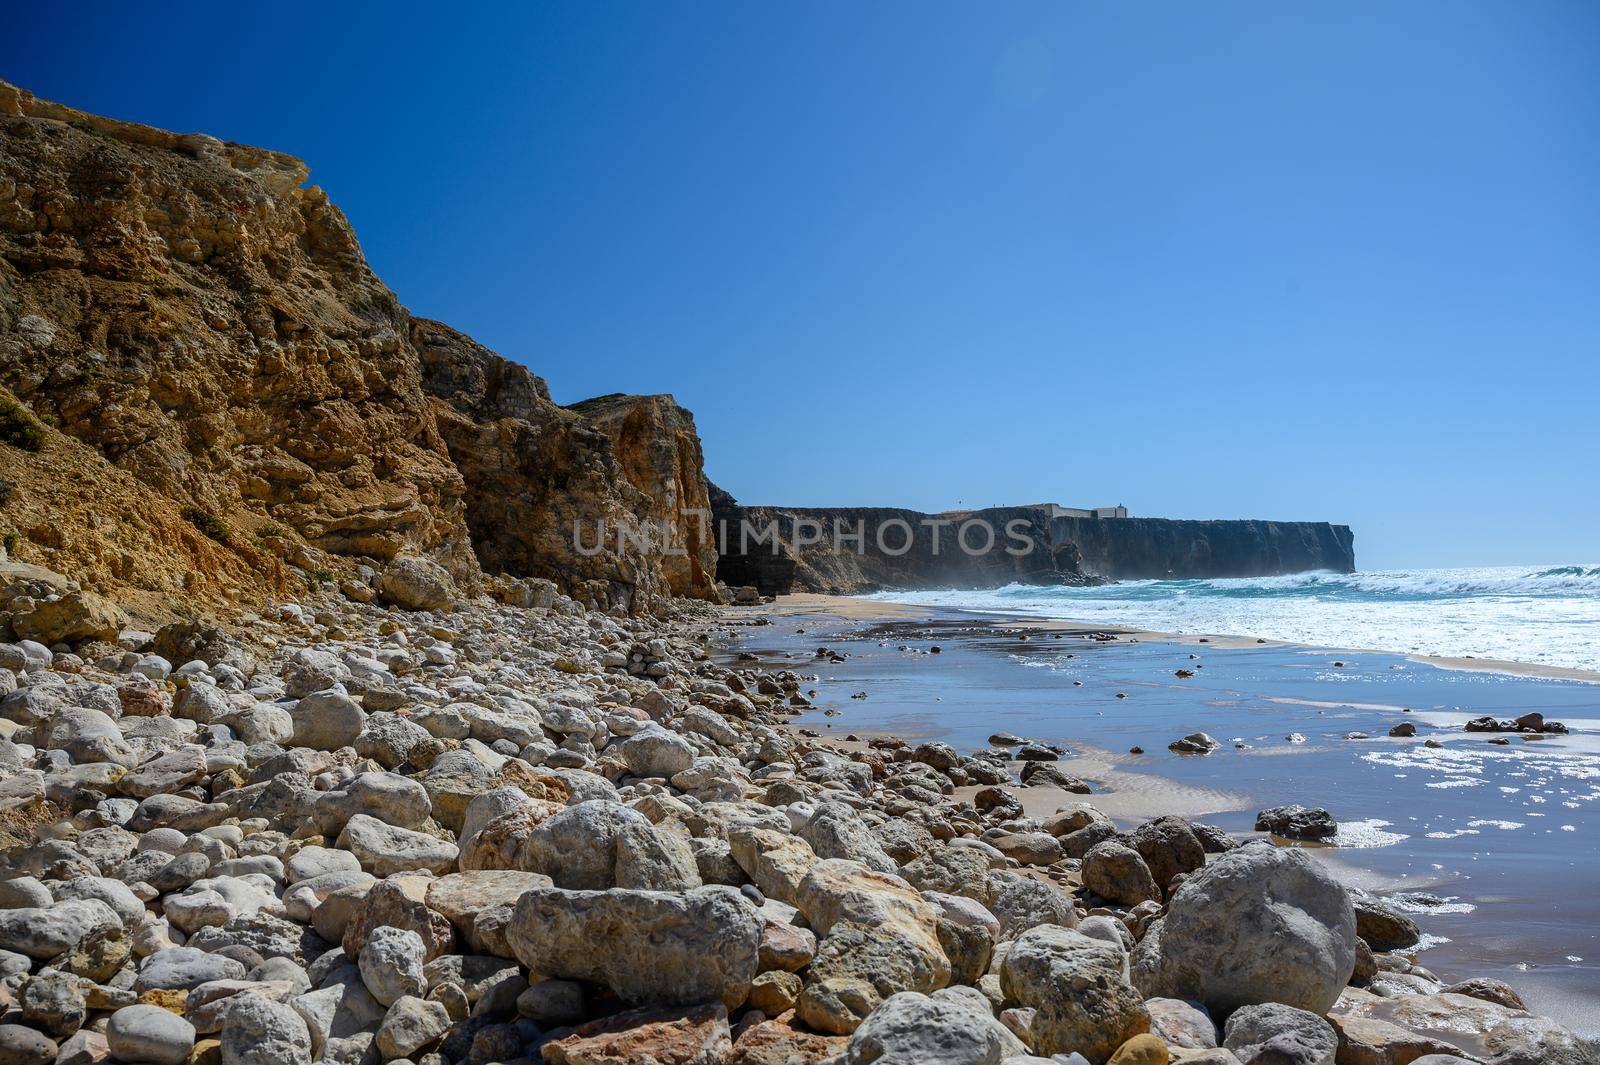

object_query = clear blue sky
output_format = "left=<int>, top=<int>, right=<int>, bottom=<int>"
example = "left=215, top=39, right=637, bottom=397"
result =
left=8, top=2, right=1598, bottom=569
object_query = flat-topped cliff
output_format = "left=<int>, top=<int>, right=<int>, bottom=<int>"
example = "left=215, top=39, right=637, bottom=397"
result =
left=712, top=492, right=1354, bottom=595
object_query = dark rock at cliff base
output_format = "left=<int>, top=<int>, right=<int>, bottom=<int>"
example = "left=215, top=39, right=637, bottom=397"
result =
left=1256, top=805, right=1338, bottom=841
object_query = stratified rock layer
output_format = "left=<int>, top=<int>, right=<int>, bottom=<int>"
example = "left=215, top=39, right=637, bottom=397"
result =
left=0, top=80, right=718, bottom=615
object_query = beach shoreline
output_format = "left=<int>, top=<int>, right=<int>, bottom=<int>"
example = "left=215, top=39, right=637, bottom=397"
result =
left=729, top=591, right=1600, bottom=1037
left=760, top=591, right=1600, bottom=684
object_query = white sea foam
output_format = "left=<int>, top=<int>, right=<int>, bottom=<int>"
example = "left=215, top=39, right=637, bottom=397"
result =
left=1386, top=891, right=1477, bottom=916
left=860, top=565, right=1600, bottom=672
left=1335, top=818, right=1408, bottom=848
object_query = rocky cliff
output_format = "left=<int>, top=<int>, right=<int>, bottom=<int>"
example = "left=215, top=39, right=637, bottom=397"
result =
left=0, top=80, right=717, bottom=615
left=1057, top=515, right=1355, bottom=581
left=713, top=494, right=1354, bottom=595
left=415, top=319, right=719, bottom=608
left=568, top=394, right=721, bottom=601
left=712, top=494, right=1091, bottom=595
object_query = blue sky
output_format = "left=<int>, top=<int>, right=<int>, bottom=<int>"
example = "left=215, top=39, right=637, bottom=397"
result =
left=8, top=2, right=1598, bottom=568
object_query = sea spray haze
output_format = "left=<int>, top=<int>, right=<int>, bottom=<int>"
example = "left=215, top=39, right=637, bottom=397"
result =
left=862, top=565, right=1600, bottom=671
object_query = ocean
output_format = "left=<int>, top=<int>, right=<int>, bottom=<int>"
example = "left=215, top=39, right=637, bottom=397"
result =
left=859, top=565, right=1600, bottom=673
left=733, top=602, right=1600, bottom=1033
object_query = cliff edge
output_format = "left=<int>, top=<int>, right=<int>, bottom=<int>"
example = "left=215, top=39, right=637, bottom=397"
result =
left=0, top=80, right=718, bottom=615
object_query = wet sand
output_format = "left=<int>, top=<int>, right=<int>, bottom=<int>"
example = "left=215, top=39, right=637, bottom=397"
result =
left=727, top=595, right=1600, bottom=1036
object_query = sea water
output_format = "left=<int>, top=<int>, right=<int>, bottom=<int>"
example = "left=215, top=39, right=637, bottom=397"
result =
left=860, top=565, right=1600, bottom=672
left=734, top=610, right=1600, bottom=1032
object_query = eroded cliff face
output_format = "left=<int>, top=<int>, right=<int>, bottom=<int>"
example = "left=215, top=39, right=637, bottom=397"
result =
left=713, top=494, right=1354, bottom=595
left=0, top=81, right=718, bottom=614
left=415, top=320, right=708, bottom=610
left=0, top=79, right=478, bottom=602
left=568, top=394, right=721, bottom=602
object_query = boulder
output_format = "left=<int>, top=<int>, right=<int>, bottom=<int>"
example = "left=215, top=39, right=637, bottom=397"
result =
left=376, top=557, right=457, bottom=611
left=1351, top=895, right=1421, bottom=952
left=373, top=995, right=449, bottom=1060
left=1332, top=991, right=1597, bottom=1065
left=119, top=746, right=207, bottom=798
left=0, top=899, right=122, bottom=960
left=1127, top=816, right=1206, bottom=894
left=1222, top=1002, right=1336, bottom=1065
left=1255, top=805, right=1338, bottom=842
left=515, top=800, right=650, bottom=888
left=990, top=831, right=1063, bottom=867
left=730, top=1012, right=850, bottom=1064
left=1109, top=1035, right=1173, bottom=1065
left=991, top=876, right=1079, bottom=938
left=1132, top=843, right=1356, bottom=1016
left=9, top=589, right=127, bottom=646
left=31, top=706, right=134, bottom=766
left=312, top=767, right=435, bottom=831
left=728, top=827, right=820, bottom=906
left=1001, top=925, right=1149, bottom=1062
left=899, top=846, right=993, bottom=903
left=425, top=870, right=552, bottom=955
left=1083, top=841, right=1161, bottom=907
left=0, top=1025, right=56, bottom=1065
left=798, top=802, right=898, bottom=873
left=358, top=926, right=426, bottom=1007
left=289, top=968, right=385, bottom=1063
left=288, top=690, right=366, bottom=752
left=1147, top=998, right=1217, bottom=1049
left=618, top=728, right=697, bottom=778
left=219, top=993, right=313, bottom=1065
left=339, top=877, right=456, bottom=962
left=792, top=859, right=952, bottom=1035
left=846, top=990, right=1027, bottom=1064
left=106, top=1003, right=196, bottom=1065
left=335, top=815, right=458, bottom=876
left=507, top=885, right=760, bottom=1010
left=1329, top=1014, right=1463, bottom=1065
left=1438, top=978, right=1525, bottom=1011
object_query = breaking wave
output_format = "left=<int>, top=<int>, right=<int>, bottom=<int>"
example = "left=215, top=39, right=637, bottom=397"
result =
left=859, top=565, right=1600, bottom=671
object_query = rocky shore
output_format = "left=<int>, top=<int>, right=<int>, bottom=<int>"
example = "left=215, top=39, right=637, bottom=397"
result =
left=1, top=74, right=1594, bottom=1065
left=0, top=560, right=1595, bottom=1065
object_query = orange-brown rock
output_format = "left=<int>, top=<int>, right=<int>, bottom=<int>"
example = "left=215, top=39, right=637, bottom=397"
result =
left=0, top=79, right=478, bottom=606
left=415, top=319, right=720, bottom=610
left=568, top=393, right=721, bottom=601
left=728, top=1010, right=849, bottom=1065
left=542, top=1003, right=732, bottom=1065
left=1, top=80, right=724, bottom=616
